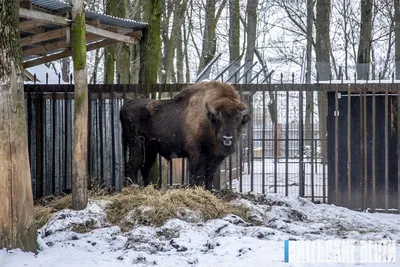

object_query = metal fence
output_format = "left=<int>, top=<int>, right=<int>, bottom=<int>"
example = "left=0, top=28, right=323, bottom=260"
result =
left=23, top=74, right=400, bottom=213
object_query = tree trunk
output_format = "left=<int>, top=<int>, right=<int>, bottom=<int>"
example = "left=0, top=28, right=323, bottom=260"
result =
left=229, top=0, right=240, bottom=76
left=315, top=0, right=331, bottom=162
left=183, top=5, right=191, bottom=83
left=395, top=0, right=400, bottom=79
left=305, top=0, right=314, bottom=148
left=71, top=0, right=88, bottom=210
left=176, top=23, right=184, bottom=83
left=0, top=0, right=38, bottom=253
left=198, top=0, right=217, bottom=75
left=129, top=0, right=142, bottom=84
left=116, top=0, right=131, bottom=84
left=356, top=0, right=373, bottom=80
left=244, top=0, right=259, bottom=81
left=61, top=58, right=71, bottom=83
left=104, top=0, right=118, bottom=84
left=139, top=0, right=162, bottom=185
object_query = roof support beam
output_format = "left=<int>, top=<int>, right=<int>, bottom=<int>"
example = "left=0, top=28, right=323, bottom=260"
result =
left=21, top=28, right=66, bottom=47
left=19, top=20, right=48, bottom=31
left=23, top=33, right=103, bottom=56
left=85, top=24, right=137, bottom=45
left=23, top=32, right=139, bottom=68
left=19, top=7, right=70, bottom=26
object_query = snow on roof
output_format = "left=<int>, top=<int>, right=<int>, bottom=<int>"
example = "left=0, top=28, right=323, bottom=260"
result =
left=30, top=0, right=148, bottom=29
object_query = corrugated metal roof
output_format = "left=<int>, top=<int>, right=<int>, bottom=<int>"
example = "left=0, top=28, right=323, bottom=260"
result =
left=30, top=0, right=148, bottom=29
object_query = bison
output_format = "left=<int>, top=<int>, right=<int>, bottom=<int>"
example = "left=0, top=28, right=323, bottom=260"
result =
left=120, top=80, right=250, bottom=189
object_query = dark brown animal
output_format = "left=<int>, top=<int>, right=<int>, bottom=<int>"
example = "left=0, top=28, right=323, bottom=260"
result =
left=120, top=81, right=250, bottom=189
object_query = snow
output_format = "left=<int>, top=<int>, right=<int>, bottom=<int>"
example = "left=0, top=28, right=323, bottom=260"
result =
left=1, top=193, right=400, bottom=267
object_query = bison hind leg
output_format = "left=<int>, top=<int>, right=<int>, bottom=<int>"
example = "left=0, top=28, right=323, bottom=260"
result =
left=140, top=147, right=158, bottom=187
left=125, top=137, right=145, bottom=185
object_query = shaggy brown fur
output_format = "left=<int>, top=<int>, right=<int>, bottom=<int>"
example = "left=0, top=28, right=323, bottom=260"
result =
left=120, top=80, right=250, bottom=189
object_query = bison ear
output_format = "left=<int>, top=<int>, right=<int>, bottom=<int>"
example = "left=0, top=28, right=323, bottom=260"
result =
left=242, top=114, right=250, bottom=125
left=241, top=108, right=250, bottom=125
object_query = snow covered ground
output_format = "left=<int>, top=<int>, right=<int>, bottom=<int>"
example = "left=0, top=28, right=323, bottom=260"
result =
left=1, top=193, right=400, bottom=267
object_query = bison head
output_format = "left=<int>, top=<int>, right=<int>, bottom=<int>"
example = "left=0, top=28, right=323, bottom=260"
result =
left=205, top=100, right=250, bottom=151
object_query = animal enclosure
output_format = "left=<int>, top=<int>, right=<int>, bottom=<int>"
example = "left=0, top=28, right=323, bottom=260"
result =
left=23, top=75, right=400, bottom=213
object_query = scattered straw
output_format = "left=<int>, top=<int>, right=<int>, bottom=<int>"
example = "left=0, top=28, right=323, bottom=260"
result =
left=104, top=186, right=251, bottom=230
left=34, top=186, right=252, bottom=231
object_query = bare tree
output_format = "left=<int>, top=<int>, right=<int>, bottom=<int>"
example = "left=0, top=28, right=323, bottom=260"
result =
left=315, top=0, right=331, bottom=161
left=356, top=0, right=373, bottom=79
left=197, top=0, right=228, bottom=75
left=395, top=0, right=400, bottom=78
left=244, top=0, right=259, bottom=81
left=229, top=0, right=241, bottom=76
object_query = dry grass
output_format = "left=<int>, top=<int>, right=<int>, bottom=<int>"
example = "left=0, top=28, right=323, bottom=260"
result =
left=105, top=186, right=251, bottom=230
left=34, top=185, right=252, bottom=231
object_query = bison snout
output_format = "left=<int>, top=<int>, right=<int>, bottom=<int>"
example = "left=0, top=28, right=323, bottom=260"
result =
left=222, top=135, right=233, bottom=146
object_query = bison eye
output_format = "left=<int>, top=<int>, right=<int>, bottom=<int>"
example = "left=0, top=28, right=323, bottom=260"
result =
left=207, top=112, right=221, bottom=124
left=242, top=114, right=250, bottom=125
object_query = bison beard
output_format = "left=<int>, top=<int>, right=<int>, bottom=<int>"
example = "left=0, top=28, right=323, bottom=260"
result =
left=120, top=81, right=250, bottom=190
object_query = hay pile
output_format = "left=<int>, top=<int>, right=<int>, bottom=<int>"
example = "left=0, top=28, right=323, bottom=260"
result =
left=34, top=186, right=252, bottom=231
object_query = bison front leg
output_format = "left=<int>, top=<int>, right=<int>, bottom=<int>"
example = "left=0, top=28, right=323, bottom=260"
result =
left=204, top=160, right=223, bottom=190
left=187, top=157, right=207, bottom=188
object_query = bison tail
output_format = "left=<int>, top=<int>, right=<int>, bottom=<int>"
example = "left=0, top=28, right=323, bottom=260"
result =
left=121, top=123, right=128, bottom=177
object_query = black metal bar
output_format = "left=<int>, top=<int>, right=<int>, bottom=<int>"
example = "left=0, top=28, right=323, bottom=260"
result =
left=372, top=79, right=377, bottom=212
left=44, top=73, right=48, bottom=195
left=214, top=55, right=242, bottom=80
left=194, top=52, right=222, bottom=83
left=88, top=73, right=94, bottom=187
left=226, top=60, right=251, bottom=83
left=51, top=75, right=58, bottom=195
left=363, top=85, right=368, bottom=211
left=347, top=80, right=352, bottom=207
left=285, top=74, right=291, bottom=196
left=261, top=73, right=266, bottom=194
left=335, top=84, right=339, bottom=206
left=158, top=84, right=163, bottom=188
left=249, top=65, right=269, bottom=84
left=397, top=82, right=400, bottom=214
left=299, top=81, right=304, bottom=197
left=274, top=79, right=278, bottom=193
left=236, top=62, right=258, bottom=83
left=111, top=75, right=117, bottom=190
left=99, top=81, right=104, bottom=185
left=239, top=81, right=243, bottom=192
left=248, top=75, right=254, bottom=192
left=35, top=76, right=44, bottom=198
left=170, top=84, right=173, bottom=186
left=311, top=76, right=315, bottom=202
left=385, top=79, right=389, bottom=211
left=359, top=83, right=364, bottom=211
left=64, top=77, right=69, bottom=191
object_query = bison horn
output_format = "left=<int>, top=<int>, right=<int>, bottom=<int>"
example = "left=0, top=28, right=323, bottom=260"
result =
left=241, top=107, right=250, bottom=115
left=205, top=101, right=218, bottom=116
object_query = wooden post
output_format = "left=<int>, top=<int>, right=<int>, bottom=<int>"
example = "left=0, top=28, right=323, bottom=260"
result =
left=71, top=0, right=88, bottom=210
left=0, top=0, right=38, bottom=252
